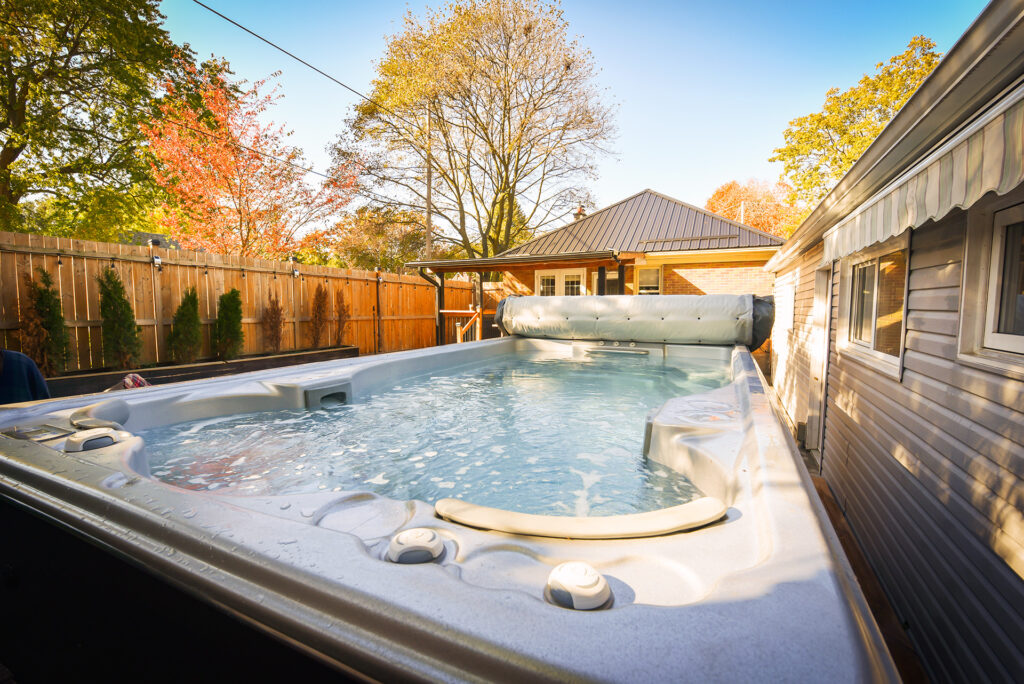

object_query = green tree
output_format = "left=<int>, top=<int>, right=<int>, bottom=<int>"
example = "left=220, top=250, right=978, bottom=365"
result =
left=20, top=268, right=69, bottom=375
left=333, top=0, right=613, bottom=260
left=771, top=36, right=942, bottom=213
left=166, top=286, right=201, bottom=363
left=97, top=268, right=142, bottom=369
left=0, top=0, right=184, bottom=234
left=212, top=288, right=243, bottom=360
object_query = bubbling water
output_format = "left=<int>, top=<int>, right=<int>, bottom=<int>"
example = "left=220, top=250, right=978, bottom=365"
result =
left=142, top=352, right=730, bottom=516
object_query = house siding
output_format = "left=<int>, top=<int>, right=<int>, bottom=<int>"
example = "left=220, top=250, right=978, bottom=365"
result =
left=776, top=210, right=1024, bottom=681
left=769, top=242, right=823, bottom=429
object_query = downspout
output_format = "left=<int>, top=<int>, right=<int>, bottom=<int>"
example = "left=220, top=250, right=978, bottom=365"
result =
left=418, top=267, right=445, bottom=346
left=614, top=252, right=625, bottom=294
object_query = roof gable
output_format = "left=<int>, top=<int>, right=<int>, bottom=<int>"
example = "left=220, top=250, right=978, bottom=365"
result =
left=501, top=189, right=783, bottom=256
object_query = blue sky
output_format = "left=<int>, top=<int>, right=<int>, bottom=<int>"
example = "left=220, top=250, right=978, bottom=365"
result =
left=160, top=0, right=989, bottom=212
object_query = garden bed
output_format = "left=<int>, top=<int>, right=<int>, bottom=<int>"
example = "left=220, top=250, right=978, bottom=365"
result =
left=45, top=346, right=359, bottom=398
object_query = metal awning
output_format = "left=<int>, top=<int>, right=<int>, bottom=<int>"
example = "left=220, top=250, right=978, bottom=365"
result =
left=407, top=250, right=621, bottom=273
left=822, top=80, right=1024, bottom=264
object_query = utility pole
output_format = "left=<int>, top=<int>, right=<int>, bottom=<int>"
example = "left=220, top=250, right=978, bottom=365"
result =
left=425, top=107, right=433, bottom=259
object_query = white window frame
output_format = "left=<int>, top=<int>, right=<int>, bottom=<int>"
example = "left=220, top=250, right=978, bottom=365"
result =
left=534, top=268, right=587, bottom=296
left=957, top=196, right=1024, bottom=380
left=983, top=204, right=1024, bottom=354
left=836, top=233, right=909, bottom=378
left=636, top=267, right=662, bottom=295
left=849, top=259, right=880, bottom=350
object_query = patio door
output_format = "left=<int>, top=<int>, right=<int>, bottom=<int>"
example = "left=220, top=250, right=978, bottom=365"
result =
left=535, top=268, right=587, bottom=296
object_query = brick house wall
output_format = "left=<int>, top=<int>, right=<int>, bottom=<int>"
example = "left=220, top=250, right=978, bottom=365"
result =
left=662, top=261, right=774, bottom=296
left=503, top=264, right=635, bottom=295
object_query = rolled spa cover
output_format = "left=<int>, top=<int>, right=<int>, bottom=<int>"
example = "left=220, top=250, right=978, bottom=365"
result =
left=494, top=294, right=774, bottom=349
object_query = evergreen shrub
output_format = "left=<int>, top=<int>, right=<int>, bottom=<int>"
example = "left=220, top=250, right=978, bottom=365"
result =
left=212, top=288, right=244, bottom=360
left=20, top=268, right=69, bottom=376
left=167, top=286, right=202, bottom=363
left=97, top=267, right=142, bottom=369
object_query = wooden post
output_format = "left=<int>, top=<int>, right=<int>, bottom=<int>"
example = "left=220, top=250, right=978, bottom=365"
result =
left=437, top=276, right=445, bottom=346
left=597, top=266, right=607, bottom=296
left=374, top=269, right=382, bottom=354
left=475, top=305, right=482, bottom=341
left=617, top=263, right=626, bottom=293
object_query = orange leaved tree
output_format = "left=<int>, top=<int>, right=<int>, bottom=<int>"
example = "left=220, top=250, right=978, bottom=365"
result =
left=704, top=179, right=803, bottom=239
left=142, top=61, right=355, bottom=258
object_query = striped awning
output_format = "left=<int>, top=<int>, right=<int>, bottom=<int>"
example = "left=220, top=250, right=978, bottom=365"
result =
left=822, top=81, right=1024, bottom=264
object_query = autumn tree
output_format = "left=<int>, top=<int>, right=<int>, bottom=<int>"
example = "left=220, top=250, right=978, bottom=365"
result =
left=142, top=61, right=354, bottom=258
left=771, top=36, right=941, bottom=212
left=705, top=179, right=802, bottom=239
left=0, top=0, right=184, bottom=235
left=333, top=0, right=613, bottom=260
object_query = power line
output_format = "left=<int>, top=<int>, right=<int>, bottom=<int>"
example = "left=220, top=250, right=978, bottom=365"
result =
left=90, top=91, right=337, bottom=181
left=190, top=0, right=417, bottom=130
left=165, top=118, right=336, bottom=181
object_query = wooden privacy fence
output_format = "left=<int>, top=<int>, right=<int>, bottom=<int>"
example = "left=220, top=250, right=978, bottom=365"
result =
left=0, top=231, right=473, bottom=373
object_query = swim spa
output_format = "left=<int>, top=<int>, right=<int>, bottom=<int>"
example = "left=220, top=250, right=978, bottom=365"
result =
left=0, top=295, right=897, bottom=681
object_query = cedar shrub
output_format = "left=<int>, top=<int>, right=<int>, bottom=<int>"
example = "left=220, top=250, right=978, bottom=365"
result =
left=262, top=290, right=285, bottom=353
left=97, top=267, right=142, bottom=369
left=20, top=268, right=69, bottom=376
left=212, top=288, right=244, bottom=360
left=167, top=286, right=202, bottom=363
left=309, top=283, right=328, bottom=348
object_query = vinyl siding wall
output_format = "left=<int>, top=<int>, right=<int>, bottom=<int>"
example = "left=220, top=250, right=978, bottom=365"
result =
left=773, top=206, right=1024, bottom=681
left=769, top=242, right=824, bottom=430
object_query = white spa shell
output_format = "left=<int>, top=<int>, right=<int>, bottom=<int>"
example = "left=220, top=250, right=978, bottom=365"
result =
left=0, top=333, right=897, bottom=682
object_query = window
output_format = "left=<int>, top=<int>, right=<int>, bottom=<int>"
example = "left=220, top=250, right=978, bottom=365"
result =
left=564, top=274, right=581, bottom=296
left=637, top=268, right=661, bottom=295
left=983, top=207, right=1024, bottom=353
left=995, top=220, right=1024, bottom=334
left=591, top=270, right=621, bottom=295
left=958, top=200, right=1024, bottom=377
left=850, top=262, right=875, bottom=344
left=535, top=269, right=586, bottom=296
left=848, top=250, right=906, bottom=356
left=837, top=233, right=909, bottom=376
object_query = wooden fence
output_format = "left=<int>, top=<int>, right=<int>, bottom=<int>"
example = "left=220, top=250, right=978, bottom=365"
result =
left=0, top=231, right=473, bottom=373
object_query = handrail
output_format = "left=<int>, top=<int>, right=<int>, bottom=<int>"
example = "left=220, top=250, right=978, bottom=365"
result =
left=457, top=309, right=481, bottom=343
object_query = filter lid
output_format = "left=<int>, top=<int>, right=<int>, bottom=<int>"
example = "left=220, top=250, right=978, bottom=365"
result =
left=386, top=528, right=445, bottom=564
left=546, top=562, right=612, bottom=610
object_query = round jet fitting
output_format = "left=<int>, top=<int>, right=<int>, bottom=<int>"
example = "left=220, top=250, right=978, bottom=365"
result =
left=386, top=528, right=445, bottom=564
left=546, top=562, right=612, bottom=610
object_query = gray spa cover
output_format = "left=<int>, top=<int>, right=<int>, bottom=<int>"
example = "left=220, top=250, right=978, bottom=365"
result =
left=495, top=294, right=756, bottom=345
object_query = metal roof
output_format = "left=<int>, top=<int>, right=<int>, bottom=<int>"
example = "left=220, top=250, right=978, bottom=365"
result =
left=407, top=250, right=618, bottom=273
left=500, top=189, right=783, bottom=257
